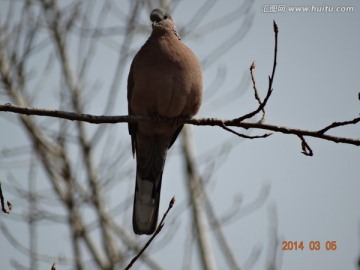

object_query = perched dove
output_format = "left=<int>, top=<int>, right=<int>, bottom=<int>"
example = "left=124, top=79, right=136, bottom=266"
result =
left=128, top=8, right=202, bottom=235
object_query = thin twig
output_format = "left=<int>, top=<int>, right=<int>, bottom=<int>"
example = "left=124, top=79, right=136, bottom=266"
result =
left=0, top=183, right=11, bottom=214
left=317, top=116, right=360, bottom=134
left=220, top=122, right=272, bottom=139
left=0, top=103, right=139, bottom=124
left=234, top=20, right=278, bottom=123
left=124, top=197, right=175, bottom=270
left=249, top=61, right=266, bottom=123
left=298, top=135, right=313, bottom=156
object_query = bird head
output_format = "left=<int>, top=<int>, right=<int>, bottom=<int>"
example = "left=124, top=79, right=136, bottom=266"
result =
left=150, top=8, right=180, bottom=39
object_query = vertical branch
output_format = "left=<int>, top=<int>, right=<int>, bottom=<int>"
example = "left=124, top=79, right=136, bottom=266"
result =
left=68, top=208, right=84, bottom=270
left=28, top=155, right=38, bottom=270
left=0, top=182, right=11, bottom=214
left=204, top=191, right=241, bottom=270
left=265, top=203, right=282, bottom=270
left=57, top=139, right=106, bottom=269
left=357, top=224, right=360, bottom=270
left=181, top=126, right=217, bottom=270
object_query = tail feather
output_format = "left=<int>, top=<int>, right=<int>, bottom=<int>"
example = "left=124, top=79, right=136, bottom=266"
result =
left=133, top=135, right=167, bottom=235
left=133, top=176, right=161, bottom=234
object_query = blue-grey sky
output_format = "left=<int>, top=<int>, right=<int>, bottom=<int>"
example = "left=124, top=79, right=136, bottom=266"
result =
left=0, top=1, right=359, bottom=269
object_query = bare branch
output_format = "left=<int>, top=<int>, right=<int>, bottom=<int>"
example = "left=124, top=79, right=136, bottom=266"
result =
left=220, top=122, right=272, bottom=139
left=250, top=61, right=266, bottom=123
left=317, top=116, right=360, bottom=134
left=0, top=182, right=11, bottom=214
left=124, top=197, right=175, bottom=270
left=265, top=203, right=283, bottom=270
left=202, top=182, right=242, bottom=270
left=249, top=62, right=262, bottom=101
left=182, top=126, right=217, bottom=270
left=1, top=103, right=358, bottom=149
left=298, top=135, right=313, bottom=156
left=235, top=20, right=278, bottom=123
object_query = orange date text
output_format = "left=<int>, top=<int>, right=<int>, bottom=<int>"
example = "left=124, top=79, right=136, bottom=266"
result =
left=282, top=241, right=337, bottom=251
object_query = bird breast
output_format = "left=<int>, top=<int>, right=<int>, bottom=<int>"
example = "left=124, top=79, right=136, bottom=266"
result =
left=130, top=36, right=202, bottom=118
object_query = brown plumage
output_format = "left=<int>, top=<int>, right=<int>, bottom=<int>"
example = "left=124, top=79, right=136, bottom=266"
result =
left=128, top=8, right=202, bottom=235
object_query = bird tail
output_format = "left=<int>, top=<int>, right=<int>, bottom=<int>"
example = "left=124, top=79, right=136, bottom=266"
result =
left=133, top=135, right=167, bottom=235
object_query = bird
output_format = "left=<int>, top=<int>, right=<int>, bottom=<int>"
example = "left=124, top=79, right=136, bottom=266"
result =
left=127, top=8, right=203, bottom=235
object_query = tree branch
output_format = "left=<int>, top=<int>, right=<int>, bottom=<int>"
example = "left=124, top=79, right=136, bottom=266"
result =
left=1, top=103, right=359, bottom=149
left=234, top=21, right=278, bottom=123
left=0, top=183, right=12, bottom=214
left=181, top=126, right=217, bottom=270
left=124, top=197, right=175, bottom=270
